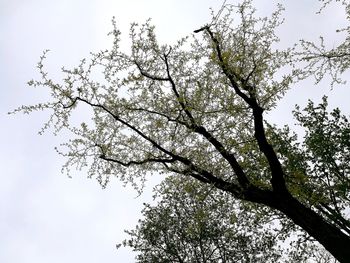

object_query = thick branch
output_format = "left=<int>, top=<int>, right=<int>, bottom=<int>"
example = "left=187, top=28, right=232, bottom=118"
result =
left=167, top=166, right=242, bottom=196
left=202, top=27, right=288, bottom=194
left=252, top=107, right=288, bottom=193
left=202, top=27, right=254, bottom=106
left=162, top=53, right=250, bottom=189
left=65, top=96, right=239, bottom=194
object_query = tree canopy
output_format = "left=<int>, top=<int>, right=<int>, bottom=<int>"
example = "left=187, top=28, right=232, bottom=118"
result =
left=12, top=0, right=350, bottom=262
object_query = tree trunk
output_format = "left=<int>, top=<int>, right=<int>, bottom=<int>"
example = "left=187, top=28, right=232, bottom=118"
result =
left=272, top=193, right=350, bottom=263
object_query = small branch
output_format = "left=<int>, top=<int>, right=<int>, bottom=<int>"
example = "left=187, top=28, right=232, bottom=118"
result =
left=134, top=61, right=169, bottom=81
left=125, top=106, right=187, bottom=126
left=303, top=52, right=350, bottom=61
left=194, top=25, right=210, bottom=34
left=61, top=97, right=78, bottom=109
left=99, top=154, right=176, bottom=167
left=317, top=203, right=350, bottom=236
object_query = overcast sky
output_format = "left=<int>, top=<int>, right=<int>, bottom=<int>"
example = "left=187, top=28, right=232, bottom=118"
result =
left=1, top=1, right=349, bottom=262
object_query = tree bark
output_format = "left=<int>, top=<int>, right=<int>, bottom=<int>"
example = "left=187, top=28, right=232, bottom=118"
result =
left=272, top=193, right=350, bottom=263
left=238, top=186, right=350, bottom=262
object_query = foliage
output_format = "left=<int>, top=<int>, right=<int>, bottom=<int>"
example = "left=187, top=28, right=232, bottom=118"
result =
left=119, top=176, right=336, bottom=263
left=120, top=177, right=283, bottom=262
left=293, top=97, right=350, bottom=234
left=296, top=0, right=350, bottom=85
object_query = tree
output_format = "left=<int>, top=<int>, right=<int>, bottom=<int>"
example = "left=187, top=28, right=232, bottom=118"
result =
left=12, top=0, right=350, bottom=261
left=119, top=176, right=336, bottom=262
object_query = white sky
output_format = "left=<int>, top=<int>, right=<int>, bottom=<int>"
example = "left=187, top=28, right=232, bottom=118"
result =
left=0, top=1, right=349, bottom=262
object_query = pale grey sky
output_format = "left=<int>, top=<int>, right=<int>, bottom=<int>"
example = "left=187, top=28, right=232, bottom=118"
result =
left=0, top=1, right=348, bottom=262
